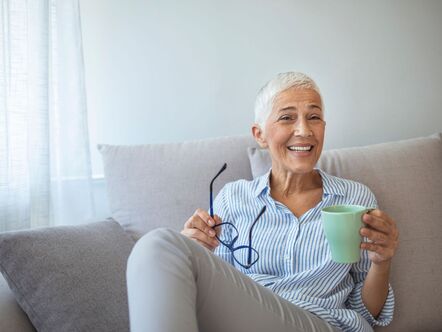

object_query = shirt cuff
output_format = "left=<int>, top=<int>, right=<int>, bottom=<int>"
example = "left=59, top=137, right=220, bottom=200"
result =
left=347, top=282, right=395, bottom=327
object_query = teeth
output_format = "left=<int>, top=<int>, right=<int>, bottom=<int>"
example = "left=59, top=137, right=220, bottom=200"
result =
left=288, top=145, right=312, bottom=151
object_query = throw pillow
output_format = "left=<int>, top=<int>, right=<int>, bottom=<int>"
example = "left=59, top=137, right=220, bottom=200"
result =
left=0, top=220, right=135, bottom=332
left=98, top=135, right=258, bottom=240
left=247, top=145, right=272, bottom=178
left=247, top=133, right=442, bottom=332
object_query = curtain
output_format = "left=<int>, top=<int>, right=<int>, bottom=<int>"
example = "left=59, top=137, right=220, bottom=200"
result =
left=0, top=0, right=95, bottom=231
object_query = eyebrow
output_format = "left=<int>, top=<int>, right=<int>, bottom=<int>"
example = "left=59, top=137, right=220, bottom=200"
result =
left=278, top=104, right=322, bottom=112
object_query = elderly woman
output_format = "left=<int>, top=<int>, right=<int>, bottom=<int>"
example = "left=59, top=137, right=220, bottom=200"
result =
left=127, top=72, right=399, bottom=332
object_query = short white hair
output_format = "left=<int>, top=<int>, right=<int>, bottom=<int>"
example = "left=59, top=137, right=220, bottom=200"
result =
left=254, top=72, right=323, bottom=129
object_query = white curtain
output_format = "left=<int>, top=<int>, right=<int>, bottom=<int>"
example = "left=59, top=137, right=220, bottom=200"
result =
left=0, top=0, right=95, bottom=231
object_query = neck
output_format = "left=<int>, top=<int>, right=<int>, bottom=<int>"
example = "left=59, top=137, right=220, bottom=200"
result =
left=269, top=168, right=321, bottom=198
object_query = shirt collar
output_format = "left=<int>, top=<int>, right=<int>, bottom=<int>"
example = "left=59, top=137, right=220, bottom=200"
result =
left=253, top=169, right=272, bottom=197
left=253, top=168, right=345, bottom=198
left=316, top=168, right=346, bottom=196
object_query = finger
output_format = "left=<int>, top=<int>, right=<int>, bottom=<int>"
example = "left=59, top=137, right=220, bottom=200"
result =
left=367, top=209, right=397, bottom=227
left=213, top=215, right=223, bottom=236
left=195, top=208, right=216, bottom=227
left=183, top=211, right=202, bottom=229
left=361, top=242, right=391, bottom=257
left=366, top=214, right=399, bottom=242
left=213, top=214, right=222, bottom=224
left=366, top=209, right=385, bottom=218
left=194, top=238, right=217, bottom=251
left=362, top=213, right=392, bottom=235
left=182, top=228, right=219, bottom=248
left=181, top=228, right=218, bottom=249
left=360, top=227, right=390, bottom=245
left=189, top=213, right=217, bottom=238
left=183, top=216, right=192, bottom=229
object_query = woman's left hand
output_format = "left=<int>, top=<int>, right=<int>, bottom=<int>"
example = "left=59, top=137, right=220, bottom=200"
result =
left=360, top=209, right=399, bottom=265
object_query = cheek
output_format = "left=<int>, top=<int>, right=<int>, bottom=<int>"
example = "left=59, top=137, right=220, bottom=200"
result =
left=265, top=125, right=289, bottom=141
left=269, top=131, right=292, bottom=149
left=314, top=125, right=325, bottom=142
left=315, top=133, right=325, bottom=154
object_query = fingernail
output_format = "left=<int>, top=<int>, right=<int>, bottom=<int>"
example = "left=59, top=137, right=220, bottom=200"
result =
left=208, top=219, right=215, bottom=226
left=209, top=229, right=216, bottom=236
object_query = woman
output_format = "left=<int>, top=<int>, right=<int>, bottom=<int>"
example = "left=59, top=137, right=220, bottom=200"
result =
left=126, top=72, right=399, bottom=332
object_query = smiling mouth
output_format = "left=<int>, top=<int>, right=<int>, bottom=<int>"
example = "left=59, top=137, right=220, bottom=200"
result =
left=287, top=145, right=314, bottom=152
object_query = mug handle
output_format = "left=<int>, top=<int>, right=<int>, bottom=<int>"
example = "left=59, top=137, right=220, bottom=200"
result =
left=362, top=208, right=376, bottom=244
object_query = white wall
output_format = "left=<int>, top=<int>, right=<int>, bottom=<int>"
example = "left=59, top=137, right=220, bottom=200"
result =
left=80, top=0, right=442, bottom=177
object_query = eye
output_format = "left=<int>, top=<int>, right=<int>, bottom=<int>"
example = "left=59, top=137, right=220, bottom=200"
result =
left=279, top=115, right=294, bottom=121
left=309, top=115, right=322, bottom=120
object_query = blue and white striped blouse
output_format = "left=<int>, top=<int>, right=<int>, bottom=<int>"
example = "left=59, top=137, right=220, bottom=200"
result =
left=213, top=168, right=394, bottom=332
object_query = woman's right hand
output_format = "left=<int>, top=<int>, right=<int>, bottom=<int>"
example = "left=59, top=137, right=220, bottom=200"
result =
left=181, top=208, right=222, bottom=251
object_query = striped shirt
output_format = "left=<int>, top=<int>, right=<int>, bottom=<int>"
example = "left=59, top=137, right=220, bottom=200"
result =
left=213, top=168, right=394, bottom=332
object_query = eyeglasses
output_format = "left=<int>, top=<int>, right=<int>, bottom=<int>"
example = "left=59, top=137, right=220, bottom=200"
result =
left=209, top=163, right=266, bottom=269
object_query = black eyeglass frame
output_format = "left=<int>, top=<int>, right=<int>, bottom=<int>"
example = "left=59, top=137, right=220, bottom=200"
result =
left=209, top=163, right=266, bottom=269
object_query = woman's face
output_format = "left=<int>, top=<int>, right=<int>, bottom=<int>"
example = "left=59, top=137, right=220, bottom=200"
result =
left=253, top=87, right=326, bottom=175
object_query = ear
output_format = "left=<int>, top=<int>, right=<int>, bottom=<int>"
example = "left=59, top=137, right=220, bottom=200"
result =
left=252, top=124, right=268, bottom=149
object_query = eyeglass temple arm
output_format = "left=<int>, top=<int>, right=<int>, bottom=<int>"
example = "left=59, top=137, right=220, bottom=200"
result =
left=247, top=205, right=266, bottom=264
left=209, top=163, right=227, bottom=217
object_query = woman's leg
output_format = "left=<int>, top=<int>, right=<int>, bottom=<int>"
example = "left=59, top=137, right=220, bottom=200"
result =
left=127, top=228, right=338, bottom=332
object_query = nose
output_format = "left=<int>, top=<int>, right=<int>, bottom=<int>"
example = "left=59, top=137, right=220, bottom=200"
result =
left=294, top=117, right=313, bottom=137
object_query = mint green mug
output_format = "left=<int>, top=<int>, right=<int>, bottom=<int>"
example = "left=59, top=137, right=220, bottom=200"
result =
left=321, top=205, right=374, bottom=263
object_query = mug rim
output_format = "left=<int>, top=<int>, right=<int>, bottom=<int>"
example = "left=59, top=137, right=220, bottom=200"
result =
left=321, top=204, right=369, bottom=214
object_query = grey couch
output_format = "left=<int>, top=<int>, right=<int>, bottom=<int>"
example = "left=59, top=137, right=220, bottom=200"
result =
left=1, top=133, right=441, bottom=331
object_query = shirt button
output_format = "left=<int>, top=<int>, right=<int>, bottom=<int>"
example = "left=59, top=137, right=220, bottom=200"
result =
left=284, top=254, right=290, bottom=260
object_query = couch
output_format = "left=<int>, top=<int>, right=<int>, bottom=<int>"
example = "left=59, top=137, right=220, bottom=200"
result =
left=1, top=133, right=441, bottom=332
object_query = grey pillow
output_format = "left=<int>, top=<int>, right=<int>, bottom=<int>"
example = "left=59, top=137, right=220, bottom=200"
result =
left=248, top=133, right=442, bottom=332
left=247, top=146, right=272, bottom=178
left=0, top=220, right=135, bottom=332
left=98, top=135, right=258, bottom=240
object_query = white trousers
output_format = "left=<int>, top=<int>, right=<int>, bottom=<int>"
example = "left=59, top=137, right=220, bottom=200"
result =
left=126, top=228, right=340, bottom=332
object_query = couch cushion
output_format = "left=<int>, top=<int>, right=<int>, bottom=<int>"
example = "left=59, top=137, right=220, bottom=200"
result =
left=0, top=274, right=35, bottom=332
left=0, top=220, right=135, bottom=332
left=248, top=133, right=442, bottom=331
left=98, top=135, right=257, bottom=240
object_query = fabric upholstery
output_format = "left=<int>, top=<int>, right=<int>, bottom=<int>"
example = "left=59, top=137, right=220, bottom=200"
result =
left=0, top=220, right=135, bottom=332
left=247, top=133, right=442, bottom=332
left=0, top=275, right=35, bottom=332
left=2, top=133, right=441, bottom=331
left=98, top=135, right=258, bottom=240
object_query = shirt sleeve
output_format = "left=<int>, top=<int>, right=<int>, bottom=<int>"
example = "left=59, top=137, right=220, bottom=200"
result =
left=346, top=188, right=395, bottom=327
left=212, top=183, right=235, bottom=266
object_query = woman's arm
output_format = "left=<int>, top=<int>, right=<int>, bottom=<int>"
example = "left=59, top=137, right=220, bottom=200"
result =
left=359, top=209, right=399, bottom=318
left=361, top=261, right=391, bottom=317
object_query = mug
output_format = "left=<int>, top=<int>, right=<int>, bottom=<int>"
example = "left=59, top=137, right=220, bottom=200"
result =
left=321, top=205, right=374, bottom=263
